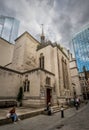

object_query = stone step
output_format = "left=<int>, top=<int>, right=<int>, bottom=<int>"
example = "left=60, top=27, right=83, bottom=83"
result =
left=42, top=105, right=69, bottom=115
left=0, top=109, right=44, bottom=126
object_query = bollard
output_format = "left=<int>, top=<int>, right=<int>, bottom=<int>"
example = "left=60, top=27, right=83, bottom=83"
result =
left=61, top=106, right=64, bottom=118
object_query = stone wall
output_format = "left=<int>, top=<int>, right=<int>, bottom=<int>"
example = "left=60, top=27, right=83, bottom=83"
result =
left=12, top=32, right=40, bottom=72
left=22, top=69, right=56, bottom=107
left=70, top=59, right=82, bottom=97
left=0, top=67, right=22, bottom=99
left=37, top=45, right=72, bottom=103
left=0, top=38, right=14, bottom=66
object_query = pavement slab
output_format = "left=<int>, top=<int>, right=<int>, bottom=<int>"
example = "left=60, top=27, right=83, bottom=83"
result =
left=0, top=103, right=88, bottom=130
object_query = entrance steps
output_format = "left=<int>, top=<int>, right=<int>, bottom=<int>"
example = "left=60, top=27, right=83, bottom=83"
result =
left=52, top=106, right=61, bottom=113
left=52, top=105, right=69, bottom=113
left=42, top=105, right=69, bottom=115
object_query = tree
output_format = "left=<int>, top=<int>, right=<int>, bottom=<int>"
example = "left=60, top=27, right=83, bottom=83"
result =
left=17, top=87, right=23, bottom=106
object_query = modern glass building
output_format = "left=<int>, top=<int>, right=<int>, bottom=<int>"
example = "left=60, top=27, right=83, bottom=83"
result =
left=0, top=15, right=19, bottom=43
left=72, top=26, right=89, bottom=72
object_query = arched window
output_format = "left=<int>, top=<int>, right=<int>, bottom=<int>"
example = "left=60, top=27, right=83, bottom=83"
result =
left=39, top=53, right=44, bottom=69
left=23, top=81, right=26, bottom=92
left=62, top=57, right=66, bottom=88
left=46, top=77, right=51, bottom=85
left=27, top=81, right=30, bottom=92
left=61, top=57, right=69, bottom=89
left=23, top=80, right=30, bottom=92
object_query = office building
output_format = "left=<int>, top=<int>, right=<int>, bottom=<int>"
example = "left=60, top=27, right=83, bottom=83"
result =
left=0, top=15, right=19, bottom=43
left=72, top=26, right=89, bottom=72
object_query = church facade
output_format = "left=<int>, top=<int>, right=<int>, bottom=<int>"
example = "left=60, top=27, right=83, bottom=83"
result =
left=0, top=31, right=72, bottom=107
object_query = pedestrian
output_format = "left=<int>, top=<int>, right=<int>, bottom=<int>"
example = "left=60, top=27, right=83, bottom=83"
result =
left=9, top=106, right=20, bottom=123
left=75, top=97, right=80, bottom=110
left=60, top=105, right=64, bottom=118
left=75, top=102, right=79, bottom=110
left=47, top=102, right=52, bottom=115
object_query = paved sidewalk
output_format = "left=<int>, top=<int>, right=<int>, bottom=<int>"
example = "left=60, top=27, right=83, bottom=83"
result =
left=0, top=103, right=87, bottom=130
left=50, top=103, right=89, bottom=130
left=0, top=103, right=86, bottom=126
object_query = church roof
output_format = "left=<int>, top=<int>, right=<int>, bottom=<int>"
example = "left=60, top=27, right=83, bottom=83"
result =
left=0, top=37, right=13, bottom=45
left=15, top=31, right=41, bottom=44
left=37, top=42, right=69, bottom=59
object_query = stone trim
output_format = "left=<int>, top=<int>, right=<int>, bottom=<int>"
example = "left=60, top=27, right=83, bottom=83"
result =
left=15, top=31, right=41, bottom=45
left=71, top=75, right=79, bottom=78
left=0, top=37, right=13, bottom=45
left=70, top=59, right=76, bottom=62
left=37, top=43, right=69, bottom=59
left=45, top=85, right=52, bottom=89
left=0, top=66, right=55, bottom=76
left=0, top=66, right=22, bottom=74
left=4, top=62, right=12, bottom=67
left=23, top=68, right=55, bottom=76
left=70, top=67, right=77, bottom=69
left=0, top=96, right=16, bottom=100
left=23, top=68, right=40, bottom=74
left=57, top=96, right=66, bottom=99
left=24, top=96, right=41, bottom=100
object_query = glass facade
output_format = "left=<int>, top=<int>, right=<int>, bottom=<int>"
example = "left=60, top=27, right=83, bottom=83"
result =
left=72, top=26, right=89, bottom=72
left=0, top=15, right=19, bottom=43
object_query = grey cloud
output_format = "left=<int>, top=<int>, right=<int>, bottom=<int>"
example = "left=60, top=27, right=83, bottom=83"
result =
left=50, top=11, right=73, bottom=44
left=50, top=0, right=89, bottom=45
left=26, top=0, right=55, bottom=7
left=0, top=0, right=16, bottom=16
left=0, top=0, right=89, bottom=51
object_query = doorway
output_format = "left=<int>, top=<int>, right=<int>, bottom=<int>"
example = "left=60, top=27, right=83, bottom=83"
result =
left=46, top=88, right=52, bottom=105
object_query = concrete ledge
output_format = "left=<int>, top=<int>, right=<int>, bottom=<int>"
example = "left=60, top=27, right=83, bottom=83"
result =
left=19, top=110, right=43, bottom=120
left=0, top=109, right=44, bottom=126
left=0, top=105, right=69, bottom=126
left=0, top=118, right=12, bottom=126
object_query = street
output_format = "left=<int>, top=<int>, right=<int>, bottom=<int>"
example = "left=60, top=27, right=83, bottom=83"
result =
left=0, top=103, right=88, bottom=130
left=51, top=103, right=89, bottom=130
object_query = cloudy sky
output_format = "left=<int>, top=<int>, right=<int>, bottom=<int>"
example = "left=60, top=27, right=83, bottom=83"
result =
left=0, top=0, right=89, bottom=52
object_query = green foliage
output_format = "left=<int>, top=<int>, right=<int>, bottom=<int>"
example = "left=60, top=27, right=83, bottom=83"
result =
left=17, top=87, right=23, bottom=102
left=37, top=44, right=47, bottom=50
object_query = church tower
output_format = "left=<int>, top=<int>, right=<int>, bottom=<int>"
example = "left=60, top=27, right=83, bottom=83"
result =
left=40, top=24, right=45, bottom=44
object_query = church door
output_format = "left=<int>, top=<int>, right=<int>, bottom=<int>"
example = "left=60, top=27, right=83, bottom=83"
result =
left=46, top=88, right=51, bottom=105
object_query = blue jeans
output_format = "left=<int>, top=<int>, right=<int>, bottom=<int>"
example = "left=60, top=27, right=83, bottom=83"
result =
left=10, top=113, right=17, bottom=122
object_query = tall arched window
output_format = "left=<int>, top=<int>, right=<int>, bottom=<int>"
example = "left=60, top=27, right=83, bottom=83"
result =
left=46, top=77, right=51, bottom=85
left=23, top=80, right=30, bottom=92
left=39, top=53, right=44, bottom=69
left=62, top=57, right=66, bottom=88
left=61, top=57, right=69, bottom=89
left=27, top=81, right=30, bottom=92
left=23, top=81, right=26, bottom=92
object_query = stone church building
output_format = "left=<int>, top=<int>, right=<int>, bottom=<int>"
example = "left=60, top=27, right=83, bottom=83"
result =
left=0, top=30, right=77, bottom=107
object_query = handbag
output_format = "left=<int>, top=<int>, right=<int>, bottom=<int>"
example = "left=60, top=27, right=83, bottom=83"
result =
left=6, top=113, right=11, bottom=118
